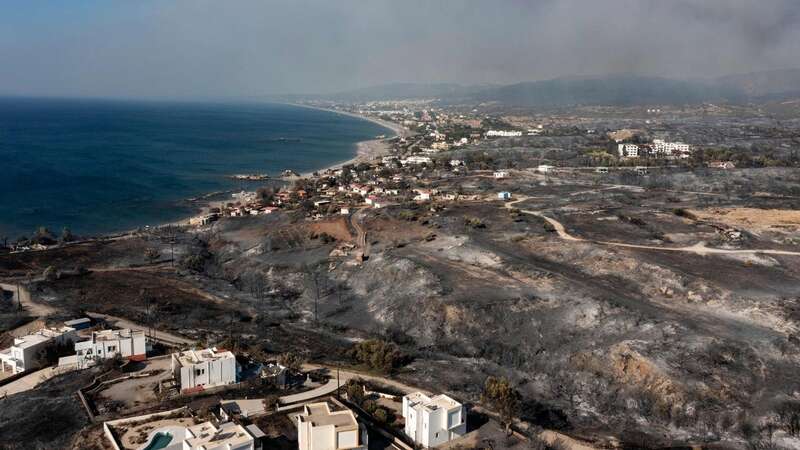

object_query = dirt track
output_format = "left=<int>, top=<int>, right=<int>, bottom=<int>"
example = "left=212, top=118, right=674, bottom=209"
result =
left=506, top=196, right=800, bottom=257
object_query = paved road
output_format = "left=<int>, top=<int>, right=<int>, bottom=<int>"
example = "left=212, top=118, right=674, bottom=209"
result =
left=279, top=378, right=340, bottom=405
left=506, top=196, right=800, bottom=257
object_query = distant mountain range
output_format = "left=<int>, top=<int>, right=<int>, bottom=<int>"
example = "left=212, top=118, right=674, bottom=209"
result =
left=295, top=69, right=800, bottom=107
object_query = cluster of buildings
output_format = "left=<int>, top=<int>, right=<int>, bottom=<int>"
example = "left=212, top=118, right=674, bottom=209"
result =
left=1, top=320, right=239, bottom=397
left=293, top=392, right=466, bottom=450
left=6, top=319, right=470, bottom=450
left=617, top=139, right=692, bottom=159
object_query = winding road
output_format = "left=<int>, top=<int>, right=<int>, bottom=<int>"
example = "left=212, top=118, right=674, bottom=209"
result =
left=350, top=209, right=370, bottom=259
left=506, top=196, right=800, bottom=257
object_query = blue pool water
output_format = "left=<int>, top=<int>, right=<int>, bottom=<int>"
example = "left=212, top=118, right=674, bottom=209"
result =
left=0, top=98, right=389, bottom=238
left=142, top=431, right=173, bottom=450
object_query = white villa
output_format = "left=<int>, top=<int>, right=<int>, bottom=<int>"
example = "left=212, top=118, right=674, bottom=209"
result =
left=402, top=392, right=466, bottom=448
left=296, top=402, right=366, bottom=450
left=485, top=130, right=522, bottom=137
left=653, top=139, right=691, bottom=157
left=402, top=156, right=432, bottom=166
left=498, top=191, right=512, bottom=200
left=0, top=326, right=76, bottom=374
left=414, top=189, right=432, bottom=202
left=537, top=164, right=554, bottom=173
left=72, top=328, right=146, bottom=369
left=493, top=171, right=509, bottom=179
left=618, top=143, right=641, bottom=158
left=171, top=347, right=238, bottom=394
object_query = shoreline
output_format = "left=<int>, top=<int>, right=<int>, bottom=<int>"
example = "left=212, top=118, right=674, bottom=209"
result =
left=286, top=102, right=410, bottom=177
left=171, top=104, right=410, bottom=228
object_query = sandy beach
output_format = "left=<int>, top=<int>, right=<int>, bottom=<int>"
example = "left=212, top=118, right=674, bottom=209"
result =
left=289, top=103, right=411, bottom=176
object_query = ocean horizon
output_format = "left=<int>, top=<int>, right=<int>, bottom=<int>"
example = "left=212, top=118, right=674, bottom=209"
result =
left=0, top=98, right=390, bottom=239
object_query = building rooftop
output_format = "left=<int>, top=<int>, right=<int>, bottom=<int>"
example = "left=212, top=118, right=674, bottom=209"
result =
left=406, top=392, right=462, bottom=412
left=91, top=328, right=144, bottom=342
left=64, top=318, right=91, bottom=327
left=12, top=327, right=74, bottom=349
left=184, top=421, right=254, bottom=449
left=174, top=347, right=235, bottom=367
left=297, top=402, right=359, bottom=431
left=14, top=333, right=50, bottom=349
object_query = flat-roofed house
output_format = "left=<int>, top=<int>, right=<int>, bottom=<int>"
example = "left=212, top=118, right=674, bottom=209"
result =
left=73, top=328, right=146, bottom=369
left=0, top=326, right=76, bottom=374
left=296, top=402, right=366, bottom=450
left=171, top=347, right=239, bottom=393
left=183, top=421, right=261, bottom=450
left=402, top=392, right=466, bottom=448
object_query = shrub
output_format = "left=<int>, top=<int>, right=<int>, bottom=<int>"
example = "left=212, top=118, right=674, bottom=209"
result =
left=482, top=376, right=520, bottom=433
left=465, top=217, right=486, bottom=229
left=348, top=339, right=407, bottom=373
left=277, top=352, right=305, bottom=372
left=672, top=208, right=697, bottom=220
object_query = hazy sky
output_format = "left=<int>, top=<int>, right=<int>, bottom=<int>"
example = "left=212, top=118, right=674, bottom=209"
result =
left=1, top=0, right=798, bottom=99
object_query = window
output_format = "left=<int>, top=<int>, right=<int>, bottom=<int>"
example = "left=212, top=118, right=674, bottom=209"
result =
left=195, top=368, right=205, bottom=376
left=107, top=346, right=116, bottom=352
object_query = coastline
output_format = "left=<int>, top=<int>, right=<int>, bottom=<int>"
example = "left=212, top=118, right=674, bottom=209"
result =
left=172, top=104, right=410, bottom=227
left=286, top=102, right=410, bottom=177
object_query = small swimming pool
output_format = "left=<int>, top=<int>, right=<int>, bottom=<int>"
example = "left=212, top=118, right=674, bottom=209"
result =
left=141, top=432, right=173, bottom=450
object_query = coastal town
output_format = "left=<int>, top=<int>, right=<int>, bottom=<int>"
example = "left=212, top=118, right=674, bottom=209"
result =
left=2, top=96, right=800, bottom=450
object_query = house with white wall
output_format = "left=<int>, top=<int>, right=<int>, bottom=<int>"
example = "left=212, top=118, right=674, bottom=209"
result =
left=171, top=347, right=238, bottom=394
left=537, top=165, right=555, bottom=173
left=0, top=326, right=76, bottom=374
left=73, top=328, right=146, bottom=369
left=296, top=402, right=366, bottom=450
left=485, top=130, right=522, bottom=137
left=402, top=392, right=466, bottom=448
left=402, top=156, right=432, bottom=166
left=653, top=139, right=691, bottom=157
left=617, top=144, right=640, bottom=158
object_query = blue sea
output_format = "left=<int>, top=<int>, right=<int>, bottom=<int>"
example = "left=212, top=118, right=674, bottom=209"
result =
left=0, top=98, right=390, bottom=238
